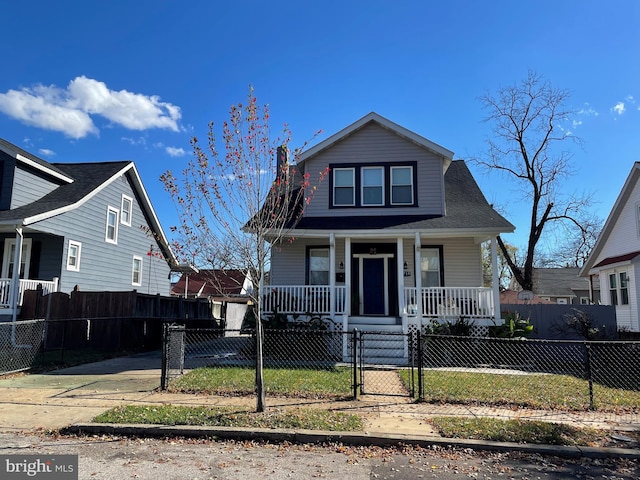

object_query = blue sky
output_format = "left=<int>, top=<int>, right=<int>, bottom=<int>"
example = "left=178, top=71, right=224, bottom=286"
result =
left=1, top=1, right=639, bottom=252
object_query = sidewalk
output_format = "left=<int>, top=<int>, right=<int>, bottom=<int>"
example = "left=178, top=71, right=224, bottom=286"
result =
left=0, top=353, right=638, bottom=458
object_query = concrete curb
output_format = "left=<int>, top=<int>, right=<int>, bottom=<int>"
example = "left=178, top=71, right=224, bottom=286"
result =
left=63, top=423, right=640, bottom=460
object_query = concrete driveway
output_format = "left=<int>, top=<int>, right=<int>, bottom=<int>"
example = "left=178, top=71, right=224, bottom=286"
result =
left=0, top=351, right=162, bottom=432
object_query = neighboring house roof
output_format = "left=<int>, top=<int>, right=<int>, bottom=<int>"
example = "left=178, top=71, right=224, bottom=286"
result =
left=0, top=137, right=178, bottom=268
left=500, top=289, right=554, bottom=305
left=532, top=267, right=592, bottom=298
left=171, top=270, right=249, bottom=298
left=581, top=162, right=640, bottom=276
left=293, top=160, right=514, bottom=233
left=0, top=137, right=74, bottom=183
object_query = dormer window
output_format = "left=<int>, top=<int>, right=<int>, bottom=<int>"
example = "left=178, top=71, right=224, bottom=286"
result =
left=330, top=162, right=417, bottom=208
left=333, top=168, right=355, bottom=206
left=391, top=166, right=414, bottom=205
left=362, top=167, right=384, bottom=206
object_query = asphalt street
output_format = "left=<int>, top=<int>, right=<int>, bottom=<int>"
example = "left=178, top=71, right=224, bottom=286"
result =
left=0, top=432, right=638, bottom=480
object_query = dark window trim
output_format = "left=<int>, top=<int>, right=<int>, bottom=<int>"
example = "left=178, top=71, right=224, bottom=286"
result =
left=305, top=245, right=330, bottom=285
left=329, top=162, right=418, bottom=209
left=420, top=244, right=445, bottom=286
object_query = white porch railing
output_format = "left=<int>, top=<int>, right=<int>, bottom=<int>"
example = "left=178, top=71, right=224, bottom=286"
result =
left=404, top=286, right=495, bottom=319
left=0, top=278, right=59, bottom=309
left=262, top=285, right=346, bottom=315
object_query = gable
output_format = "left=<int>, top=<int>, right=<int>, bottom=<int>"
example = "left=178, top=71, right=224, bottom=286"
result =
left=302, top=122, right=447, bottom=218
left=583, top=163, right=640, bottom=275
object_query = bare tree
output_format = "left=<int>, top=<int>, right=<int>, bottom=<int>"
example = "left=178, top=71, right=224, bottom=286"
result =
left=482, top=240, right=518, bottom=290
left=475, top=71, right=596, bottom=291
left=161, top=89, right=326, bottom=411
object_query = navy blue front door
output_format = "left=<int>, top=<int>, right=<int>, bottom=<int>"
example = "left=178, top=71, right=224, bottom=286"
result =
left=362, top=258, right=385, bottom=315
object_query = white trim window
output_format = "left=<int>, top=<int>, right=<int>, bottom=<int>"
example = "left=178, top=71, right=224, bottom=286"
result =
left=333, top=168, right=355, bottom=206
left=66, top=241, right=82, bottom=271
left=105, top=206, right=119, bottom=244
left=121, top=195, right=133, bottom=226
left=132, top=256, right=143, bottom=286
left=391, top=166, right=414, bottom=205
left=361, top=167, right=384, bottom=206
left=609, top=271, right=629, bottom=305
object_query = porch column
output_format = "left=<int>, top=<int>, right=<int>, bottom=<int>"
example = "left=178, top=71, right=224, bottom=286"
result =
left=344, top=237, right=351, bottom=318
left=329, top=233, right=336, bottom=318
left=491, top=236, right=500, bottom=322
left=414, top=232, right=423, bottom=319
left=11, top=226, right=23, bottom=323
left=396, top=237, right=405, bottom=318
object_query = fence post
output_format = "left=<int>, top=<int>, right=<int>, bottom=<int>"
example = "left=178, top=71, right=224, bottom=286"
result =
left=417, top=330, right=424, bottom=401
left=584, top=342, right=595, bottom=410
left=160, top=323, right=169, bottom=390
left=352, top=329, right=359, bottom=400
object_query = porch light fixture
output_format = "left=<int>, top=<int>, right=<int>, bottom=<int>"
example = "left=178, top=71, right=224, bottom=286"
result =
left=339, top=261, right=344, bottom=270
left=404, top=261, right=408, bottom=270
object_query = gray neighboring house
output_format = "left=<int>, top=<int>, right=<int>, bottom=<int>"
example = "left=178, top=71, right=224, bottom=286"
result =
left=532, top=267, right=599, bottom=305
left=264, top=112, right=515, bottom=361
left=0, top=138, right=178, bottom=319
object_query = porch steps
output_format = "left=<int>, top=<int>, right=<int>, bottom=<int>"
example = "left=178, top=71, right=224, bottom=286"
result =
left=347, top=317, right=407, bottom=365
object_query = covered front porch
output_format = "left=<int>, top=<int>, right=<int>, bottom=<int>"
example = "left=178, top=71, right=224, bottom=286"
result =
left=263, top=233, right=503, bottom=337
left=0, top=226, right=60, bottom=319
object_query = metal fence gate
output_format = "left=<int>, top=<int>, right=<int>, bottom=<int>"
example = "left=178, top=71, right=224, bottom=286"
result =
left=356, top=330, right=416, bottom=397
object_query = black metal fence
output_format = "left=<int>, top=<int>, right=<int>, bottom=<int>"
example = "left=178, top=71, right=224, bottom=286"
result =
left=161, top=326, right=640, bottom=421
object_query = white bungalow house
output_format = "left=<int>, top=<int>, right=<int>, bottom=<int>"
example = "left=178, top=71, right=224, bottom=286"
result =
left=261, top=113, right=515, bottom=361
left=581, top=162, right=640, bottom=332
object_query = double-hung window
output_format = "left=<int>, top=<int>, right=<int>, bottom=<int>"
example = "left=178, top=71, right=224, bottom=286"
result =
left=105, top=206, right=119, bottom=244
left=132, top=256, right=142, bottom=286
left=66, top=241, right=82, bottom=271
left=391, top=166, right=414, bottom=205
left=420, top=248, right=442, bottom=287
left=361, top=167, right=384, bottom=206
left=121, top=195, right=133, bottom=226
left=308, top=248, right=329, bottom=285
left=333, top=168, right=355, bottom=206
left=609, top=271, right=629, bottom=305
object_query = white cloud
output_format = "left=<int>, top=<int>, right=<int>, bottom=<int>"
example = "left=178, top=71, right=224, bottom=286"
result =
left=612, top=102, right=626, bottom=115
left=166, top=146, right=186, bottom=157
left=38, top=148, right=55, bottom=157
left=0, top=76, right=182, bottom=139
left=577, top=103, right=599, bottom=117
left=121, top=136, right=147, bottom=146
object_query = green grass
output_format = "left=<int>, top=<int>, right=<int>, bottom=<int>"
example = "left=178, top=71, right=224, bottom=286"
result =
left=94, top=405, right=364, bottom=431
left=169, top=366, right=353, bottom=398
left=399, top=370, right=640, bottom=412
left=429, top=416, right=607, bottom=446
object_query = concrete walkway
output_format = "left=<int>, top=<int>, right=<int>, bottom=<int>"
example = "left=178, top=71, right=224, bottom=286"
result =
left=0, top=353, right=638, bottom=458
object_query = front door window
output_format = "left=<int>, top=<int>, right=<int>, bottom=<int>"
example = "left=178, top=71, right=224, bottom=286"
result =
left=2, top=238, right=32, bottom=279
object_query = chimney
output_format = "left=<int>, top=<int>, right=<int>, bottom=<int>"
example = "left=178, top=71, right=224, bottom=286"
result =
left=276, top=145, right=289, bottom=177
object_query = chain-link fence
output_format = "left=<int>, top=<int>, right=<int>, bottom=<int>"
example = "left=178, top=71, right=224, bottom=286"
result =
left=0, top=320, right=46, bottom=375
left=420, top=335, right=640, bottom=420
left=161, top=326, right=640, bottom=425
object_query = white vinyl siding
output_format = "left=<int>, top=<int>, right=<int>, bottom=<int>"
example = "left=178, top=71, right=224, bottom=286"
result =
left=121, top=194, right=133, bottom=226
left=105, top=206, right=118, bottom=244
left=66, top=241, right=82, bottom=271
left=132, top=256, right=142, bottom=286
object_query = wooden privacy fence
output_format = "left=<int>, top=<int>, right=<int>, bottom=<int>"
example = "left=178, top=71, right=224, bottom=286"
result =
left=20, top=288, right=214, bottom=321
